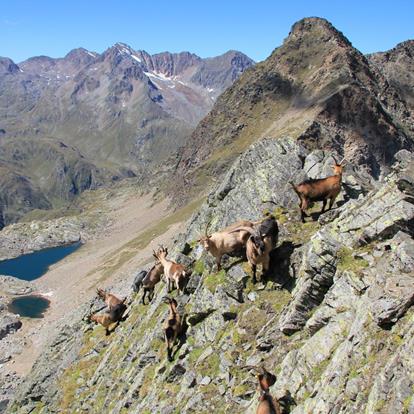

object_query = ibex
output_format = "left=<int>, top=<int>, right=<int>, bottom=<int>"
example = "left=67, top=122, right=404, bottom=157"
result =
left=163, top=296, right=182, bottom=362
left=153, top=246, right=189, bottom=294
left=198, top=219, right=259, bottom=271
left=89, top=302, right=127, bottom=336
left=231, top=215, right=278, bottom=283
left=96, top=288, right=126, bottom=310
left=291, top=157, right=346, bottom=222
left=244, top=366, right=281, bottom=414
left=132, top=263, right=164, bottom=304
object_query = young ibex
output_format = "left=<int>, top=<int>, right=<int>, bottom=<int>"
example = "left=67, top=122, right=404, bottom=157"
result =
left=96, top=288, right=126, bottom=310
left=163, top=296, right=182, bottom=362
left=198, top=219, right=259, bottom=271
left=90, top=302, right=127, bottom=335
left=243, top=366, right=281, bottom=414
left=291, top=157, right=346, bottom=222
left=132, top=270, right=147, bottom=292
left=153, top=246, right=188, bottom=294
left=231, top=215, right=278, bottom=283
left=133, top=262, right=164, bottom=304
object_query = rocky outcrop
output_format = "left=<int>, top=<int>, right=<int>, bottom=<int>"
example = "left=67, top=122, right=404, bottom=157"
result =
left=368, top=40, right=414, bottom=113
left=0, top=217, right=83, bottom=261
left=6, top=133, right=414, bottom=414
left=0, top=314, right=22, bottom=341
left=175, top=18, right=413, bottom=204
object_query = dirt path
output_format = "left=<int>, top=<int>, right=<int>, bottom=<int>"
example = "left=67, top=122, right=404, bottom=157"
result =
left=5, top=193, right=184, bottom=376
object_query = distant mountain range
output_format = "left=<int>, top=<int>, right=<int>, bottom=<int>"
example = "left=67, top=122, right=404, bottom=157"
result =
left=0, top=45, right=254, bottom=226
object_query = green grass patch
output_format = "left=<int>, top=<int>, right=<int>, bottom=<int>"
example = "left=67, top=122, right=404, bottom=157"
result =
left=285, top=220, right=320, bottom=245
left=203, top=270, right=226, bottom=293
left=193, top=259, right=205, bottom=275
left=233, top=383, right=251, bottom=397
left=196, top=353, right=221, bottom=378
left=188, top=347, right=205, bottom=364
left=337, top=247, right=369, bottom=273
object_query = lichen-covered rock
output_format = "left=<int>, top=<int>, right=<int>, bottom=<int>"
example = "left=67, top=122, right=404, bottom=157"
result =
left=183, top=137, right=307, bottom=240
left=6, top=144, right=414, bottom=414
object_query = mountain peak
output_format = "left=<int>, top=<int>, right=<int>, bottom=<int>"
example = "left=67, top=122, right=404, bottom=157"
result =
left=102, top=43, right=143, bottom=66
left=64, top=48, right=97, bottom=65
left=287, top=17, right=353, bottom=49
left=387, top=39, right=414, bottom=58
left=0, top=57, right=20, bottom=75
left=65, top=47, right=97, bottom=58
left=112, top=42, right=135, bottom=55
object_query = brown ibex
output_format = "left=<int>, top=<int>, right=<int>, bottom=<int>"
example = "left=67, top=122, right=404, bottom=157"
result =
left=244, top=366, right=281, bottom=414
left=198, top=219, right=259, bottom=271
left=163, top=296, right=182, bottom=362
left=96, top=288, right=126, bottom=310
left=291, top=157, right=346, bottom=222
left=89, top=302, right=127, bottom=335
left=231, top=215, right=279, bottom=283
left=133, top=262, right=164, bottom=304
left=153, top=246, right=189, bottom=294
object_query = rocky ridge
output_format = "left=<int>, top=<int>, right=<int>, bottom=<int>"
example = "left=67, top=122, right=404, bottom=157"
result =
left=174, top=18, right=414, bottom=204
left=6, top=135, right=414, bottom=413
left=0, top=276, right=36, bottom=412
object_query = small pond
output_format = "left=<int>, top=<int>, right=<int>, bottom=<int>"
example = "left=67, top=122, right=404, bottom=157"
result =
left=0, top=242, right=81, bottom=281
left=8, top=295, right=50, bottom=318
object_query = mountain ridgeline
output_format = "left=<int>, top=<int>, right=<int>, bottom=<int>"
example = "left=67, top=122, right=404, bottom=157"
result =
left=0, top=46, right=254, bottom=226
left=174, top=18, right=414, bottom=203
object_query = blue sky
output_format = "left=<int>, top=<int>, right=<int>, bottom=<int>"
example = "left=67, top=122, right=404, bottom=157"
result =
left=1, top=0, right=413, bottom=63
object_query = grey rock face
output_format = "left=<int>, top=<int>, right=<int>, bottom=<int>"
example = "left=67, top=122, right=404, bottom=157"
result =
left=0, top=313, right=22, bottom=340
left=183, top=137, right=307, bottom=241
left=6, top=137, right=414, bottom=414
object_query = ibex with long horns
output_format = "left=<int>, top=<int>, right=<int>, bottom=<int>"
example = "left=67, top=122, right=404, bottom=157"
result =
left=290, top=156, right=346, bottom=222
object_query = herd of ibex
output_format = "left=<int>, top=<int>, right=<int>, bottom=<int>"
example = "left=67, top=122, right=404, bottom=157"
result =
left=88, top=156, right=346, bottom=412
